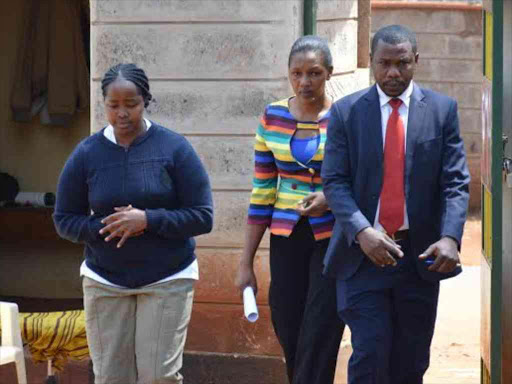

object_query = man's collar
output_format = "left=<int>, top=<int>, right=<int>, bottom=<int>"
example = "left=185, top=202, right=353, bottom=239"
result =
left=376, top=81, right=414, bottom=108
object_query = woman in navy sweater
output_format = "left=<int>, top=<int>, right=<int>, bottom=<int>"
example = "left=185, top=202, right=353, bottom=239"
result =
left=54, top=63, right=213, bottom=384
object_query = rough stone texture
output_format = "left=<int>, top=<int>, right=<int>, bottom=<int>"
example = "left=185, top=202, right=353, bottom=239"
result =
left=195, top=191, right=271, bottom=248
left=186, top=302, right=281, bottom=355
left=463, top=132, right=482, bottom=157
left=182, top=352, right=286, bottom=384
left=92, top=24, right=296, bottom=80
left=417, top=33, right=482, bottom=59
left=457, top=108, right=481, bottom=135
left=188, top=136, right=253, bottom=190
left=415, top=58, right=482, bottom=83
left=194, top=248, right=270, bottom=305
left=327, top=68, right=371, bottom=100
left=467, top=155, right=480, bottom=178
left=358, top=0, right=372, bottom=68
left=92, top=80, right=290, bottom=135
left=317, top=20, right=358, bottom=74
left=372, top=7, right=483, bottom=211
left=317, top=0, right=358, bottom=20
left=316, top=0, right=360, bottom=76
left=372, top=8, right=482, bottom=35
left=378, top=0, right=481, bottom=2
left=418, top=82, right=482, bottom=108
left=467, top=156, right=481, bottom=209
left=91, top=0, right=300, bottom=23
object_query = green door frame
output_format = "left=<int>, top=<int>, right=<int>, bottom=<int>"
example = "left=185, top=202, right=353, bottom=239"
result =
left=482, top=0, right=504, bottom=382
left=304, top=0, right=317, bottom=35
left=490, top=1, right=503, bottom=382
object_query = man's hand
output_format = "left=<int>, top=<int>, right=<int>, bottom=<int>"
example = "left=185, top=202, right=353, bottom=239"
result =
left=99, top=205, right=147, bottom=248
left=295, top=192, right=329, bottom=216
left=419, top=236, right=460, bottom=273
left=356, top=227, right=404, bottom=267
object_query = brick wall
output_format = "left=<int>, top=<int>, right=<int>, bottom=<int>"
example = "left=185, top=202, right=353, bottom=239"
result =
left=372, top=1, right=483, bottom=211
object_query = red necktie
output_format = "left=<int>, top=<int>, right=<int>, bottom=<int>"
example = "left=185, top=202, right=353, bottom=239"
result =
left=379, top=98, right=405, bottom=235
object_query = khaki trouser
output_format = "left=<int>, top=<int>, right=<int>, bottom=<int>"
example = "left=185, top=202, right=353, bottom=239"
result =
left=82, top=277, right=195, bottom=384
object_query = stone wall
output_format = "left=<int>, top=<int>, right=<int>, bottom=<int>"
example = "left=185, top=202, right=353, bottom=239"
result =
left=372, top=1, right=483, bottom=211
left=379, top=0, right=481, bottom=3
left=90, top=1, right=369, bottom=376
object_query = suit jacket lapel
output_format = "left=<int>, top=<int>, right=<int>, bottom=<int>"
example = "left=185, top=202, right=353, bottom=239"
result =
left=405, top=84, right=426, bottom=198
left=363, top=85, right=383, bottom=164
left=360, top=85, right=383, bottom=225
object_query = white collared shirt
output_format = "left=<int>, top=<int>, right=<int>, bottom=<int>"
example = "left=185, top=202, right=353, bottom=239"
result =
left=80, top=118, right=199, bottom=288
left=373, top=81, right=414, bottom=232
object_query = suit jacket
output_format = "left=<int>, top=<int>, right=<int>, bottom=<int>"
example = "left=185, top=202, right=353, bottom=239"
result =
left=321, top=84, right=470, bottom=282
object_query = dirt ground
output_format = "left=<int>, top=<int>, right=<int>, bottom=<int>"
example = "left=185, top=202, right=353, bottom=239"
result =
left=459, top=216, right=482, bottom=266
left=334, top=217, right=482, bottom=384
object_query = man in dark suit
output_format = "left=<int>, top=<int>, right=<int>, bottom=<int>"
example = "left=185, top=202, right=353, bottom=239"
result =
left=321, top=24, right=470, bottom=384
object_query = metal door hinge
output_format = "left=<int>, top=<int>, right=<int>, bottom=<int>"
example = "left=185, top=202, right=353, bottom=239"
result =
left=503, top=135, right=512, bottom=188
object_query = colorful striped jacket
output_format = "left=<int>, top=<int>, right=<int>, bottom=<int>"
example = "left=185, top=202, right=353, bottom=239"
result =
left=247, top=98, right=335, bottom=240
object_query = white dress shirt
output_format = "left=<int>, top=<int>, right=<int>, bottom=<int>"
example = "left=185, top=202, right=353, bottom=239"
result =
left=80, top=118, right=199, bottom=288
left=373, top=81, right=415, bottom=232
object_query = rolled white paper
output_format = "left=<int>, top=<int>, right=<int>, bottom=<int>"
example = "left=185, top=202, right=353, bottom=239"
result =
left=15, top=192, right=55, bottom=207
left=243, top=286, right=259, bottom=322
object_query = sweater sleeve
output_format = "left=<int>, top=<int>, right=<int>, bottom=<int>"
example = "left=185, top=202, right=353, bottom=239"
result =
left=145, top=137, right=213, bottom=239
left=53, top=144, right=105, bottom=244
left=247, top=113, right=278, bottom=227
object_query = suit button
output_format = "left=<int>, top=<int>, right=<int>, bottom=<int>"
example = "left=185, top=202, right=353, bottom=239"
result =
left=291, top=184, right=297, bottom=190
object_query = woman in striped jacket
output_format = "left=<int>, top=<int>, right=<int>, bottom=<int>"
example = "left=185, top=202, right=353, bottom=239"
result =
left=236, top=36, right=345, bottom=384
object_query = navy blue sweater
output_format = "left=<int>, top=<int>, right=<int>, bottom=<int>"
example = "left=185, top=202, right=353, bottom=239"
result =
left=53, top=122, right=213, bottom=288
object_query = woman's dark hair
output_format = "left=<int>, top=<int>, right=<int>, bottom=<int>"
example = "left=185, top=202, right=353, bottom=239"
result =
left=101, top=63, right=152, bottom=108
left=288, top=35, right=333, bottom=69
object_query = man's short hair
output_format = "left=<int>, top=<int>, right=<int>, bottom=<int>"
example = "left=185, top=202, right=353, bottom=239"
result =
left=371, top=25, right=418, bottom=56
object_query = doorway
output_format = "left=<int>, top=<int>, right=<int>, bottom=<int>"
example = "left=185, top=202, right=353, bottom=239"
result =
left=0, top=0, right=91, bottom=309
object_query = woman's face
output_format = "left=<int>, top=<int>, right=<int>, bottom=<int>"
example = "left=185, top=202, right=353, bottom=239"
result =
left=104, top=78, right=145, bottom=136
left=288, top=50, right=332, bottom=104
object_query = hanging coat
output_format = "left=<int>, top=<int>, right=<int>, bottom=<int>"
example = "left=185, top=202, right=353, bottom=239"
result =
left=10, top=0, right=89, bottom=126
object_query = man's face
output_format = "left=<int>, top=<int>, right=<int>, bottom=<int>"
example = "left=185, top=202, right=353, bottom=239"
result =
left=371, top=40, right=419, bottom=97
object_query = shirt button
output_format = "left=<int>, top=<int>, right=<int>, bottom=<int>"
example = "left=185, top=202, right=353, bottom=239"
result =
left=308, top=168, right=315, bottom=175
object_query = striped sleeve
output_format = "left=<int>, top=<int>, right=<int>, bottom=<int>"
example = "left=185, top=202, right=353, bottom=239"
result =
left=248, top=113, right=278, bottom=226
